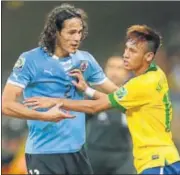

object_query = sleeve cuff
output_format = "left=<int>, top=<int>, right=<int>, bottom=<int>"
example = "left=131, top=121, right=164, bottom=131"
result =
left=88, top=77, right=108, bottom=86
left=7, top=80, right=26, bottom=88
left=108, top=93, right=127, bottom=113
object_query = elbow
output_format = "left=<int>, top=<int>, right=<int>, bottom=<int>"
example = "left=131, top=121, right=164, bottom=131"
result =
left=88, top=109, right=96, bottom=115
left=2, top=100, right=10, bottom=116
left=83, top=104, right=97, bottom=115
left=86, top=100, right=106, bottom=114
left=88, top=105, right=101, bottom=115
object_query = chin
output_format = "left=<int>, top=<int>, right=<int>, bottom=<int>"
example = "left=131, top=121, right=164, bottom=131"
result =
left=71, top=46, right=79, bottom=52
left=124, top=66, right=132, bottom=70
left=69, top=49, right=78, bottom=54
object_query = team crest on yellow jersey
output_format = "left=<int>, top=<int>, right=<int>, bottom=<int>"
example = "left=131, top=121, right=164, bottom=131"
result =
left=116, top=87, right=128, bottom=99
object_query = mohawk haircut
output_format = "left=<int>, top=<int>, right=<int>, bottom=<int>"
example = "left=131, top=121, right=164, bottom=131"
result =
left=126, top=25, right=162, bottom=54
left=39, top=3, right=88, bottom=55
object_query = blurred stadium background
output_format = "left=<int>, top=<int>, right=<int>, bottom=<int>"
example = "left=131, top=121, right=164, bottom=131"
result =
left=1, top=1, right=180, bottom=174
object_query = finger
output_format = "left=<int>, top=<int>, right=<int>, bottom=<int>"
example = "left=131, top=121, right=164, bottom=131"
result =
left=69, top=72, right=81, bottom=77
left=54, top=115, right=75, bottom=123
left=31, top=105, right=41, bottom=110
left=69, top=73, right=82, bottom=80
left=58, top=116, right=75, bottom=120
left=24, top=101, right=40, bottom=106
left=56, top=103, right=63, bottom=108
left=71, top=80, right=78, bottom=86
left=59, top=110, right=75, bottom=118
left=65, top=115, right=76, bottom=119
left=69, top=70, right=82, bottom=76
left=62, top=113, right=76, bottom=118
left=24, top=97, right=39, bottom=103
left=24, top=101, right=39, bottom=105
left=69, top=69, right=81, bottom=74
left=55, top=119, right=62, bottom=122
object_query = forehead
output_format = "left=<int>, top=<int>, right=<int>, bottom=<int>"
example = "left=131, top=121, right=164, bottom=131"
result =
left=63, top=17, right=83, bottom=30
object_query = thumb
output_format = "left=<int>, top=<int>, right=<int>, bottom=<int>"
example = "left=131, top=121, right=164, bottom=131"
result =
left=51, top=103, right=63, bottom=110
left=56, top=103, right=63, bottom=108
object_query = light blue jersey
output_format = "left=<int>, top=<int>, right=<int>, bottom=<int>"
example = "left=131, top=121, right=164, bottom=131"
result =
left=7, top=47, right=107, bottom=154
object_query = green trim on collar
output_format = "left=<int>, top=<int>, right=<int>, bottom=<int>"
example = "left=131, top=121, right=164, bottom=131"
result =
left=145, top=62, right=158, bottom=73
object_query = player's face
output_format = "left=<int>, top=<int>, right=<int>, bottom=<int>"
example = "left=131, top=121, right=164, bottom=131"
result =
left=105, top=57, right=130, bottom=86
left=57, top=17, right=83, bottom=54
left=123, top=40, right=148, bottom=71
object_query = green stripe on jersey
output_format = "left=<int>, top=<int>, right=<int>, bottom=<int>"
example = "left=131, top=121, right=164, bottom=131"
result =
left=108, top=93, right=126, bottom=113
left=163, top=91, right=172, bottom=132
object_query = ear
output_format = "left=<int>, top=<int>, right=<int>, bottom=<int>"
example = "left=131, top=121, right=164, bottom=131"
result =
left=145, top=52, right=154, bottom=62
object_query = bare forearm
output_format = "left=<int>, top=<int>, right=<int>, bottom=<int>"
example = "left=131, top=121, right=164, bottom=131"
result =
left=92, top=79, right=119, bottom=99
left=92, top=90, right=107, bottom=100
left=55, top=95, right=111, bottom=114
left=2, top=101, right=43, bottom=120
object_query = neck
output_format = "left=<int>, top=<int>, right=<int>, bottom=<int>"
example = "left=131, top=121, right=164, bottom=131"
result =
left=134, top=63, right=150, bottom=76
left=54, top=46, right=69, bottom=58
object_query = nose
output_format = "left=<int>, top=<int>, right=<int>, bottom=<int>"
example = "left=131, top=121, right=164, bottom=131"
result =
left=123, top=49, right=129, bottom=59
left=74, top=33, right=81, bottom=41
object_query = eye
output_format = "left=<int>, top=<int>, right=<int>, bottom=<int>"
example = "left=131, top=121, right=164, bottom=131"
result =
left=68, top=30, right=76, bottom=35
left=129, top=48, right=137, bottom=53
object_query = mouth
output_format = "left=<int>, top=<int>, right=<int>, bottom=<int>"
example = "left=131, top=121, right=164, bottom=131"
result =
left=124, top=60, right=129, bottom=66
left=71, top=44, right=79, bottom=49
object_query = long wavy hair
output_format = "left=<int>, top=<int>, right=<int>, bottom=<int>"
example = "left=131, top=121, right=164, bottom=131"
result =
left=39, top=3, right=88, bottom=55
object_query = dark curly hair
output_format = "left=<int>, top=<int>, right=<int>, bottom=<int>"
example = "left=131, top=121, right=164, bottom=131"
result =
left=39, top=3, right=88, bottom=55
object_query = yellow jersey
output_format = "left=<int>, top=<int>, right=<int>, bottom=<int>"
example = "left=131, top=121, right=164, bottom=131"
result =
left=108, top=63, right=180, bottom=173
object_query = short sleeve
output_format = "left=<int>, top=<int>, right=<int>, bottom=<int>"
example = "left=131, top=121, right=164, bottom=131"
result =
left=108, top=79, right=151, bottom=113
left=7, top=53, right=34, bottom=88
left=86, top=53, right=107, bottom=86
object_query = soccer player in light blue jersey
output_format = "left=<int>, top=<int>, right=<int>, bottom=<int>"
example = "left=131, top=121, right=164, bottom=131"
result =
left=2, top=3, right=117, bottom=174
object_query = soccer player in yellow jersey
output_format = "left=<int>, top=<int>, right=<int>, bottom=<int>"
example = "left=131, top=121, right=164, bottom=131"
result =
left=24, top=25, right=180, bottom=174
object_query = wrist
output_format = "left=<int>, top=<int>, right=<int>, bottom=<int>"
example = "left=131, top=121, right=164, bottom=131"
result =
left=55, top=98, right=63, bottom=105
left=82, top=83, right=88, bottom=92
left=84, top=86, right=96, bottom=98
left=35, top=111, right=47, bottom=121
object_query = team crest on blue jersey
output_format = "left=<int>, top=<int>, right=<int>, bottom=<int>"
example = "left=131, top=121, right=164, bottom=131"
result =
left=80, top=60, right=88, bottom=72
left=13, top=56, right=25, bottom=70
left=116, top=87, right=127, bottom=100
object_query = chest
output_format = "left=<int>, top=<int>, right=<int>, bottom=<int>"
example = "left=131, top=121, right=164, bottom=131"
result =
left=27, top=58, right=90, bottom=97
left=33, top=58, right=89, bottom=83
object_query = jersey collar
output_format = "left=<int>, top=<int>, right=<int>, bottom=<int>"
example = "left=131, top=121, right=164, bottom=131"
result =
left=52, top=55, right=59, bottom=60
left=52, top=52, right=76, bottom=60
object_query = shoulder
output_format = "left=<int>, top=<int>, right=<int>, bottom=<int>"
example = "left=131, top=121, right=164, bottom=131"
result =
left=20, top=47, right=44, bottom=61
left=144, top=66, right=167, bottom=87
left=14, top=47, right=45, bottom=70
left=75, top=50, right=95, bottom=61
left=125, top=73, right=155, bottom=91
left=127, top=65, right=166, bottom=91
